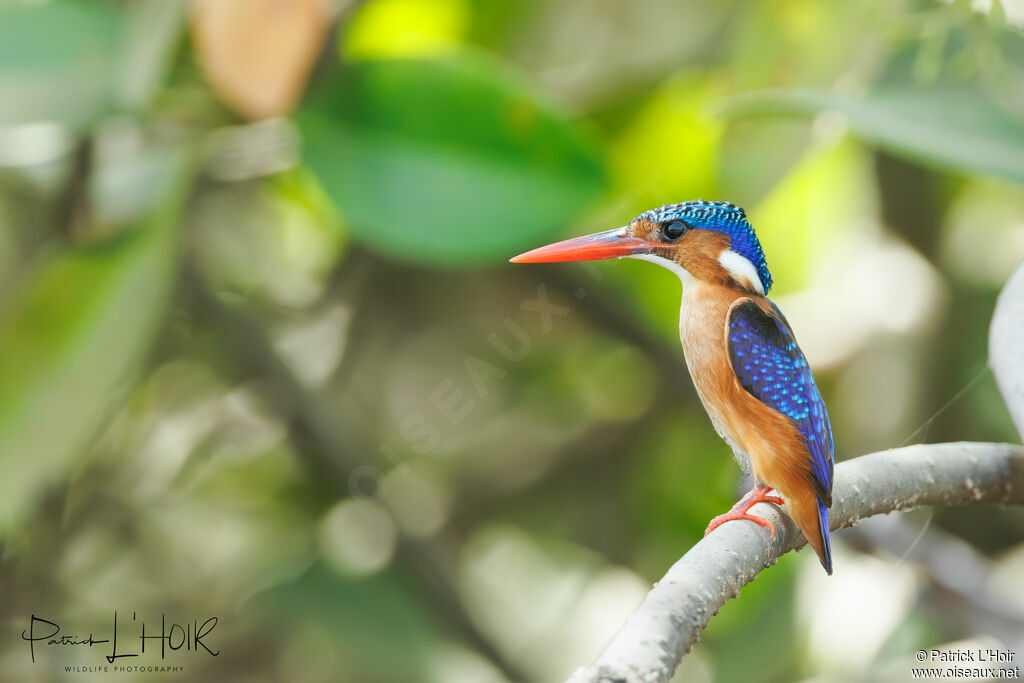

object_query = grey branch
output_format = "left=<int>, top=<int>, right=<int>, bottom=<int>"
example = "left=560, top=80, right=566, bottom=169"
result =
left=567, top=442, right=1024, bottom=683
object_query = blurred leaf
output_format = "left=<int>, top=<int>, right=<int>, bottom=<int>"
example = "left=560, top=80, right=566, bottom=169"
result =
left=297, top=54, right=607, bottom=266
left=596, top=75, right=724, bottom=343
left=257, top=562, right=437, bottom=681
left=344, top=0, right=467, bottom=59
left=941, top=179, right=1024, bottom=287
left=717, top=116, right=811, bottom=205
left=0, top=154, right=189, bottom=529
left=723, top=87, right=1024, bottom=183
left=724, top=0, right=872, bottom=90
left=0, top=1, right=122, bottom=129
left=468, top=0, right=734, bottom=106
left=749, top=139, right=873, bottom=295
left=191, top=170, right=346, bottom=307
left=608, top=73, right=721, bottom=211
left=117, top=0, right=187, bottom=109
left=192, top=0, right=331, bottom=119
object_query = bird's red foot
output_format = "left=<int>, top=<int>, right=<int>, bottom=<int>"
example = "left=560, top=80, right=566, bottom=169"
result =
left=704, top=486, right=785, bottom=538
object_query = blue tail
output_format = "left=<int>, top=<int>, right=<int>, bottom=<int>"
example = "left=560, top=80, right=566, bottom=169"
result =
left=818, top=499, right=833, bottom=575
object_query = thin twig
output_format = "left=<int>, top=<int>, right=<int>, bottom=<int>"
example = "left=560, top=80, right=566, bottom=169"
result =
left=55, top=138, right=93, bottom=239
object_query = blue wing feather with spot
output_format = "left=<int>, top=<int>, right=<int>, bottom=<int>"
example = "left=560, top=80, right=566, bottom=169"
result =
left=726, top=299, right=833, bottom=505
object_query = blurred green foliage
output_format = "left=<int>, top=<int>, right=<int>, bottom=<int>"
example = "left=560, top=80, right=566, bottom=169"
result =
left=0, top=1, right=1023, bottom=682
left=726, top=86, right=1024, bottom=183
left=298, top=54, right=606, bottom=265
left=0, top=1, right=122, bottom=130
left=0, top=151, right=187, bottom=528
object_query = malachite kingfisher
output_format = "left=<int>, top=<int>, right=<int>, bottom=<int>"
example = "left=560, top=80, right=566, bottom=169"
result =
left=510, top=200, right=834, bottom=574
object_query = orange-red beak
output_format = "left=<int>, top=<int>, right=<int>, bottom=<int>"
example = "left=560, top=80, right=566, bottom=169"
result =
left=510, top=227, right=658, bottom=263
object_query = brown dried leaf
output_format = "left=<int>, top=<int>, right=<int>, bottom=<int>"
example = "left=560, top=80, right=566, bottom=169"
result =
left=191, top=0, right=331, bottom=120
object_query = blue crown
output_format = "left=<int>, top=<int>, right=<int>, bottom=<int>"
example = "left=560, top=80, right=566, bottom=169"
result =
left=634, top=200, right=772, bottom=293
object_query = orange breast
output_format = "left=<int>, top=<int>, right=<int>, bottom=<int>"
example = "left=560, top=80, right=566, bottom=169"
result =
left=678, top=281, right=830, bottom=566
left=678, top=283, right=812, bottom=494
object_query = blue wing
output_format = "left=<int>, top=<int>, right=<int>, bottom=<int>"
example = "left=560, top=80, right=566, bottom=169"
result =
left=726, top=298, right=834, bottom=506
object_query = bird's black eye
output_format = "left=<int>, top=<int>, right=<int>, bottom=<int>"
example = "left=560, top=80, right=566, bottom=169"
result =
left=661, top=220, right=688, bottom=241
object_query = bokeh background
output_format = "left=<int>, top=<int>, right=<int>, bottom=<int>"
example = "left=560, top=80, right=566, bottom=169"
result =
left=2, top=0, right=1024, bottom=681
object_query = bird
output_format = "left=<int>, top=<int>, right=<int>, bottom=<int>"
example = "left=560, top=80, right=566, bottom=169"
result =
left=510, top=200, right=834, bottom=574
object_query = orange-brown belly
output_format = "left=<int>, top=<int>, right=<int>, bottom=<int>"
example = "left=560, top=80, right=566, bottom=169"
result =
left=677, top=283, right=808, bottom=490
left=677, top=282, right=830, bottom=568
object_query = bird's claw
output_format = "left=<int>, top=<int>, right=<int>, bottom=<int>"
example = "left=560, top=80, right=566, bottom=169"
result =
left=704, top=488, right=784, bottom=538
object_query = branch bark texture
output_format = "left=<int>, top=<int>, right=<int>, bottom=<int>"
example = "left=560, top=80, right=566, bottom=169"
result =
left=567, top=442, right=1024, bottom=683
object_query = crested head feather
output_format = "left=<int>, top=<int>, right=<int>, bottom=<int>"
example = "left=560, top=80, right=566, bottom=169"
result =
left=633, top=200, right=773, bottom=293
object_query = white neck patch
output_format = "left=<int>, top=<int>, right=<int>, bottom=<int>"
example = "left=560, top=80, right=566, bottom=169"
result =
left=717, top=249, right=765, bottom=295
